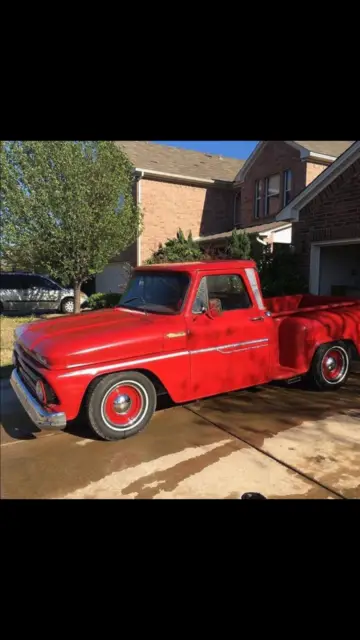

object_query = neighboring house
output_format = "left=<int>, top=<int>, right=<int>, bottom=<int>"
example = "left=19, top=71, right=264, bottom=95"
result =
left=276, top=141, right=360, bottom=298
left=95, top=140, right=354, bottom=293
left=96, top=141, right=244, bottom=292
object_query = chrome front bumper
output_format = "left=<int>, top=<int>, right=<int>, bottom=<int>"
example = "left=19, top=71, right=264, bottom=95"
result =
left=10, top=369, right=66, bottom=430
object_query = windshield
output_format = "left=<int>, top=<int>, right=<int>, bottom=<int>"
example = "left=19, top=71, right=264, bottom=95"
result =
left=118, top=271, right=190, bottom=315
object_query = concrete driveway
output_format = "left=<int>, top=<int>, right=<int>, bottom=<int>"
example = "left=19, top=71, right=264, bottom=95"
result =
left=1, top=369, right=359, bottom=499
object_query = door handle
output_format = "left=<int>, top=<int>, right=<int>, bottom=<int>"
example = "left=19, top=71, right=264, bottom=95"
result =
left=251, top=316, right=265, bottom=321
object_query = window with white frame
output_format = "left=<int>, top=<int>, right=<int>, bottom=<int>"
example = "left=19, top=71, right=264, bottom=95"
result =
left=283, top=169, right=292, bottom=206
left=264, top=174, right=280, bottom=216
left=254, top=180, right=262, bottom=218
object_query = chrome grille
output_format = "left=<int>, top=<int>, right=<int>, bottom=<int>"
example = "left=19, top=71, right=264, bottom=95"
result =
left=14, top=346, right=58, bottom=404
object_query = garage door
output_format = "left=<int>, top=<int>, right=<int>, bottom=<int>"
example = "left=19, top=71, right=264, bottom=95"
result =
left=318, top=241, right=360, bottom=297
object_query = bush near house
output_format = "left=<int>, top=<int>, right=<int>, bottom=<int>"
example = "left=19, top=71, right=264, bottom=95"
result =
left=258, top=245, right=308, bottom=297
left=145, top=228, right=307, bottom=297
left=88, top=230, right=306, bottom=311
left=86, top=292, right=122, bottom=310
left=146, top=229, right=204, bottom=264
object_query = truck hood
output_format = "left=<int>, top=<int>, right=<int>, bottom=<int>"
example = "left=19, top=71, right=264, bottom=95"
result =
left=16, top=308, right=164, bottom=369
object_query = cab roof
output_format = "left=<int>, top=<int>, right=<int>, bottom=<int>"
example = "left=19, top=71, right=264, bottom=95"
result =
left=135, top=260, right=256, bottom=273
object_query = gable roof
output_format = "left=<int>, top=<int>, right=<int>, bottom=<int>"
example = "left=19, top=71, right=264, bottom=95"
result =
left=116, top=141, right=245, bottom=183
left=294, top=140, right=354, bottom=158
left=293, top=141, right=354, bottom=158
left=277, top=141, right=359, bottom=222
left=234, top=140, right=355, bottom=183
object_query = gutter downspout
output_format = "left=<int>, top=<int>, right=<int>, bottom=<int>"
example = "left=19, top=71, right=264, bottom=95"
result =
left=136, top=171, right=144, bottom=266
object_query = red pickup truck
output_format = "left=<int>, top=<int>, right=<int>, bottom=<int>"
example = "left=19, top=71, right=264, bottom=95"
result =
left=10, top=260, right=360, bottom=441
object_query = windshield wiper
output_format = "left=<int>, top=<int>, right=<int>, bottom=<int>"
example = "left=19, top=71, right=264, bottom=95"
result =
left=119, top=295, right=149, bottom=315
left=121, top=296, right=143, bottom=305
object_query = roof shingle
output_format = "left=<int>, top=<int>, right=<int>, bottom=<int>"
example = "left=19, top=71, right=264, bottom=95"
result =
left=116, top=141, right=244, bottom=182
left=294, top=141, right=354, bottom=158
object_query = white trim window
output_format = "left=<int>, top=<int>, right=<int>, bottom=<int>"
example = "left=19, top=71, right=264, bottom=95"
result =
left=254, top=180, right=262, bottom=218
left=265, top=174, right=280, bottom=216
left=283, top=169, right=292, bottom=206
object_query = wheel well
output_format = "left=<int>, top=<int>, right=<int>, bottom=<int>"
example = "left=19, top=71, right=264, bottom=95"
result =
left=81, top=368, right=171, bottom=411
left=342, top=339, right=359, bottom=361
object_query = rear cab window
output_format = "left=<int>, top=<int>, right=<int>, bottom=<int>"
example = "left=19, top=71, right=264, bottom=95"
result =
left=192, top=273, right=252, bottom=314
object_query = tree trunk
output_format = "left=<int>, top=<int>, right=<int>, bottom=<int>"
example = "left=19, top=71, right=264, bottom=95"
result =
left=74, top=281, right=82, bottom=314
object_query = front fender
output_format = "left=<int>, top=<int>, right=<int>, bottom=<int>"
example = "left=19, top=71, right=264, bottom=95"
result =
left=52, top=349, right=191, bottom=419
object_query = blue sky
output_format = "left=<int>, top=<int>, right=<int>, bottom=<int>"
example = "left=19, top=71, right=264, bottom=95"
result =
left=152, top=140, right=258, bottom=160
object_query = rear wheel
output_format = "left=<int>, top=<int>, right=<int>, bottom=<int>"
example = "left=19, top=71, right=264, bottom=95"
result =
left=308, top=342, right=350, bottom=391
left=86, top=371, right=157, bottom=441
left=61, top=297, right=75, bottom=314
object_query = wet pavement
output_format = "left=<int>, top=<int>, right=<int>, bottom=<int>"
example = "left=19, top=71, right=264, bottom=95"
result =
left=1, top=369, right=360, bottom=499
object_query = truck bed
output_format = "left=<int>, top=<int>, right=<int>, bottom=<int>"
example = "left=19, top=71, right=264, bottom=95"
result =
left=264, top=293, right=360, bottom=317
left=264, top=294, right=360, bottom=376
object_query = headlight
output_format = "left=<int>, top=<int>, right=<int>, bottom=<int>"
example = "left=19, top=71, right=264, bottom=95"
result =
left=36, top=380, right=46, bottom=403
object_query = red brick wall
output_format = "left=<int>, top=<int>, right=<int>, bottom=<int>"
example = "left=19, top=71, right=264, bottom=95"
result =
left=238, top=141, right=307, bottom=227
left=140, top=178, right=234, bottom=262
left=294, top=158, right=360, bottom=275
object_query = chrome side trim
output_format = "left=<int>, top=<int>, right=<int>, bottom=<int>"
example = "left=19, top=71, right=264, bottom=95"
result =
left=10, top=369, right=66, bottom=430
left=191, top=338, right=269, bottom=356
left=61, top=338, right=269, bottom=378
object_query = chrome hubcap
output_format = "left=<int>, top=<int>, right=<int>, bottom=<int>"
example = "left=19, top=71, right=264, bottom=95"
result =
left=113, top=394, right=132, bottom=414
left=325, top=356, right=336, bottom=372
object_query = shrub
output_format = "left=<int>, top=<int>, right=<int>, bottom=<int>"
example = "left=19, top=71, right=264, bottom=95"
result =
left=87, top=292, right=122, bottom=310
left=258, top=245, right=308, bottom=297
left=146, top=229, right=203, bottom=264
left=226, top=229, right=251, bottom=260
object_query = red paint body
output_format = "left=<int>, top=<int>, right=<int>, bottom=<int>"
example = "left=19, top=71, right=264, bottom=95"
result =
left=13, top=261, right=360, bottom=422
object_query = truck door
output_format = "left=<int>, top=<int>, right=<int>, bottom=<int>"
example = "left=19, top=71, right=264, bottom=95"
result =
left=186, top=268, right=272, bottom=398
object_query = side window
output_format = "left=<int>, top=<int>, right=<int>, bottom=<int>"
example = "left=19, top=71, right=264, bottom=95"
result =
left=11, top=275, right=23, bottom=289
left=192, top=274, right=252, bottom=313
left=0, top=274, right=14, bottom=289
left=25, top=275, right=52, bottom=289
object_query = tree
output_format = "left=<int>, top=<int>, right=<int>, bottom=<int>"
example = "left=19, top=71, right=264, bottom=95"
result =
left=227, top=229, right=251, bottom=260
left=146, top=229, right=203, bottom=264
left=0, top=141, right=142, bottom=312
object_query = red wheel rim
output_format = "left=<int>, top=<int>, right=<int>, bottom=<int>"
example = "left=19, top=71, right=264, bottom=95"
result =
left=321, top=347, right=347, bottom=383
left=101, top=383, right=144, bottom=429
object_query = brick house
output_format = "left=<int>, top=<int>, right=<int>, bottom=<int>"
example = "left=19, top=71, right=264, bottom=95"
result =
left=95, top=140, right=354, bottom=293
left=276, top=141, right=360, bottom=297
left=96, top=141, right=243, bottom=292
left=199, top=140, right=354, bottom=250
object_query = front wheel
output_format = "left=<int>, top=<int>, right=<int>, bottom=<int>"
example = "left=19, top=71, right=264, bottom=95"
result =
left=86, top=371, right=157, bottom=441
left=308, top=342, right=350, bottom=391
left=61, top=297, right=75, bottom=314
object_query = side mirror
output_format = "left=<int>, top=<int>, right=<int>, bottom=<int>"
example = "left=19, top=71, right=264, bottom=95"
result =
left=208, top=298, right=222, bottom=318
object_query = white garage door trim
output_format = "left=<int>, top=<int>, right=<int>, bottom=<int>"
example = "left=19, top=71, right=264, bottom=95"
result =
left=309, top=238, right=360, bottom=295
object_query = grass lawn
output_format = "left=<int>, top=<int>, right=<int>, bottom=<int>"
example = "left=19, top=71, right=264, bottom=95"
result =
left=0, top=314, right=61, bottom=378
